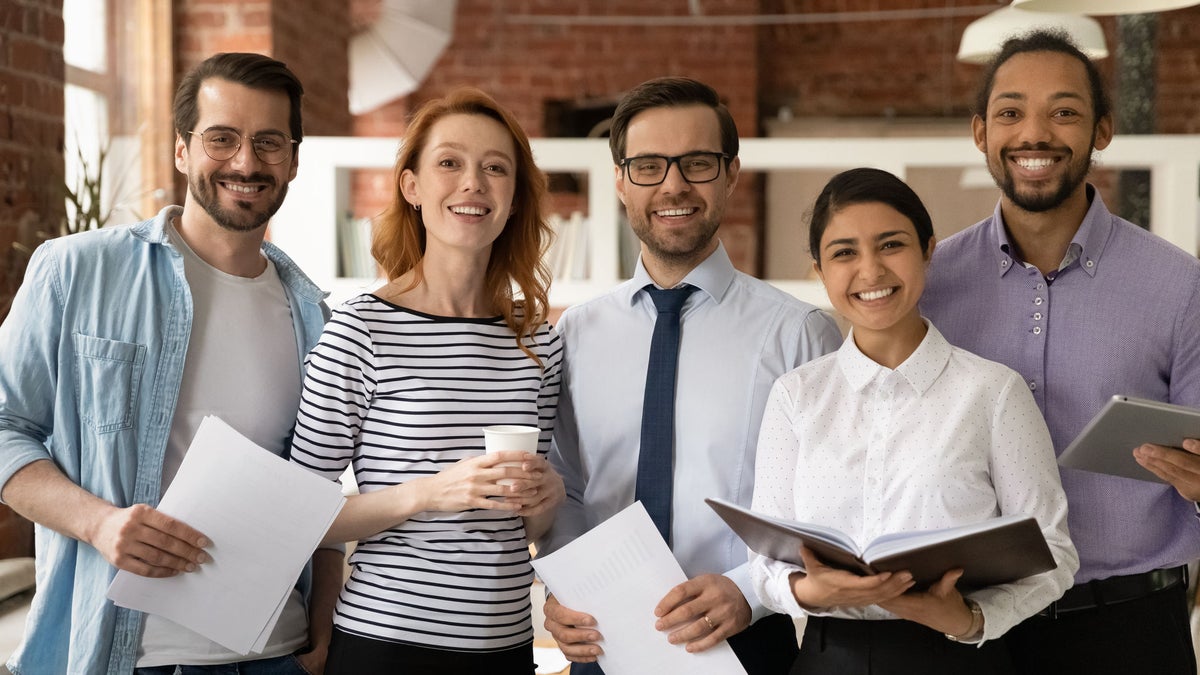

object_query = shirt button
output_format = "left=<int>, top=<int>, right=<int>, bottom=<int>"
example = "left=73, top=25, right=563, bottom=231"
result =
left=1033, top=326, right=1042, bottom=335
left=1001, top=259, right=1009, bottom=267
left=1036, top=283, right=1045, bottom=290
left=1029, top=381, right=1037, bottom=391
left=1086, top=260, right=1094, bottom=268
left=1034, top=297, right=1044, bottom=306
left=1034, top=312, right=1042, bottom=320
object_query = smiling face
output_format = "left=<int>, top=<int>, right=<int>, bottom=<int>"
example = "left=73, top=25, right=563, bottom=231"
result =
left=814, top=201, right=931, bottom=347
left=175, top=78, right=297, bottom=233
left=399, top=113, right=517, bottom=259
left=974, top=50, right=1113, bottom=214
left=616, top=104, right=740, bottom=274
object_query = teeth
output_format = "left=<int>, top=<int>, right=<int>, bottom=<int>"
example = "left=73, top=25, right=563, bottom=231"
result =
left=656, top=208, right=696, bottom=217
left=1015, top=157, right=1055, bottom=170
left=224, top=184, right=259, bottom=194
left=857, top=288, right=894, bottom=301
left=451, top=206, right=487, bottom=216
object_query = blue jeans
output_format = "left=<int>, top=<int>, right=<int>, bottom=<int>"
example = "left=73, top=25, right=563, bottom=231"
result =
left=134, top=653, right=310, bottom=675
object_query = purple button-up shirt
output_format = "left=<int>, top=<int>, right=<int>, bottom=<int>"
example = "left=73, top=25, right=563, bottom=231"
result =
left=922, top=187, right=1200, bottom=583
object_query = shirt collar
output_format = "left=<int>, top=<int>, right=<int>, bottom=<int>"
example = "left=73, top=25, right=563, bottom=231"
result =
left=629, top=241, right=737, bottom=305
left=837, top=320, right=952, bottom=396
left=989, top=184, right=1114, bottom=279
left=131, top=205, right=183, bottom=246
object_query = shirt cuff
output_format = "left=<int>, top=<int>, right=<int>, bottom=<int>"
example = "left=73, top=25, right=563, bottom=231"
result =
left=726, top=562, right=772, bottom=624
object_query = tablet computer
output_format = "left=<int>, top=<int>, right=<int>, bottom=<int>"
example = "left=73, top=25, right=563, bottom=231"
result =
left=1057, top=395, right=1200, bottom=483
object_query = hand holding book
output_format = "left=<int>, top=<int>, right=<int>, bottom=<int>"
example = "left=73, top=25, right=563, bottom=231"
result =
left=789, top=545, right=915, bottom=611
left=707, top=498, right=1056, bottom=589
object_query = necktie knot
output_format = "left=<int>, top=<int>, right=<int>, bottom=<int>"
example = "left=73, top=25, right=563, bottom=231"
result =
left=645, top=284, right=695, bottom=316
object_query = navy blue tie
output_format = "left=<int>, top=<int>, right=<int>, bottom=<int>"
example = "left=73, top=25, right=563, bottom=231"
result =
left=636, top=284, right=696, bottom=546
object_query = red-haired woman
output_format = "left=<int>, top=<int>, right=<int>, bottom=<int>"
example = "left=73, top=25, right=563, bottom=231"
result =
left=290, top=88, right=562, bottom=675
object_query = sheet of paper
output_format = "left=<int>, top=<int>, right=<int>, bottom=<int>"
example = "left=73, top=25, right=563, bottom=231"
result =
left=531, top=502, right=747, bottom=675
left=106, top=415, right=345, bottom=654
left=533, top=645, right=571, bottom=674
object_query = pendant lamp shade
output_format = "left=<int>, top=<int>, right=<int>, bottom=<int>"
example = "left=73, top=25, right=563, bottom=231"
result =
left=957, top=5, right=1108, bottom=64
left=1013, top=0, right=1200, bottom=15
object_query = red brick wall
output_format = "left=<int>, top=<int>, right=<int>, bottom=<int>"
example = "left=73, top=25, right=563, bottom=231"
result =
left=1158, top=7, right=1200, bottom=134
left=0, top=0, right=61, bottom=554
left=350, top=0, right=764, bottom=274
left=1, top=0, right=65, bottom=325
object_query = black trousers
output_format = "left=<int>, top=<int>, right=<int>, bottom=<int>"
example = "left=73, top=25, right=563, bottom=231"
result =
left=571, top=612, right=799, bottom=675
left=325, top=627, right=535, bottom=675
left=1005, top=582, right=1195, bottom=675
left=791, top=617, right=1016, bottom=675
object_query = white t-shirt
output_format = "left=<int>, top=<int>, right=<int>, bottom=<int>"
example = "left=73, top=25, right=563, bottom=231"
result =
left=137, top=222, right=307, bottom=667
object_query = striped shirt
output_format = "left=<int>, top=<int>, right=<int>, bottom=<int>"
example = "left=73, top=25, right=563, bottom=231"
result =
left=291, top=294, right=562, bottom=652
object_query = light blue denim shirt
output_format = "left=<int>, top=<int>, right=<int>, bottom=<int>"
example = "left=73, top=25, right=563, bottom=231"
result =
left=0, top=206, right=329, bottom=675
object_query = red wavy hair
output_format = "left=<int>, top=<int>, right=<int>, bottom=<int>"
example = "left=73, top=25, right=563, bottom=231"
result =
left=371, top=87, right=552, bottom=364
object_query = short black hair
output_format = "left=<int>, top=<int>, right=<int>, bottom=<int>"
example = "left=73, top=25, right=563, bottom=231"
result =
left=809, top=168, right=934, bottom=266
left=608, top=76, right=738, bottom=165
left=173, top=52, right=305, bottom=144
left=973, top=29, right=1111, bottom=123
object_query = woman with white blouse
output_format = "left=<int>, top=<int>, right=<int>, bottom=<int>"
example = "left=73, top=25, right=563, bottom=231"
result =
left=290, top=88, right=563, bottom=675
left=749, top=168, right=1077, bottom=674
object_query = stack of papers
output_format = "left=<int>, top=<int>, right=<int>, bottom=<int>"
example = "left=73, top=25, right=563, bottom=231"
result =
left=107, top=416, right=345, bottom=655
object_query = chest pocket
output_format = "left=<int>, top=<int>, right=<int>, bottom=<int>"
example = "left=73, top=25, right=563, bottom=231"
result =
left=73, top=332, right=146, bottom=433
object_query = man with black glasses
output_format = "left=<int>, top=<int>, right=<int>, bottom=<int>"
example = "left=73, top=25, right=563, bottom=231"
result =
left=0, top=53, right=340, bottom=674
left=537, top=76, right=842, bottom=674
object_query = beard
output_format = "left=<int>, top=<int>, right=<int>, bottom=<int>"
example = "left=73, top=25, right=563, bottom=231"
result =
left=188, top=170, right=287, bottom=233
left=627, top=202, right=722, bottom=266
left=990, top=133, right=1096, bottom=213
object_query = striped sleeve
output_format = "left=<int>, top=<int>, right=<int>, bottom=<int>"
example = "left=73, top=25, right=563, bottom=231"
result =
left=291, top=298, right=377, bottom=480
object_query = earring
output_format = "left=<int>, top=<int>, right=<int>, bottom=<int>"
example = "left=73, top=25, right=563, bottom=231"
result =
left=414, top=204, right=421, bottom=211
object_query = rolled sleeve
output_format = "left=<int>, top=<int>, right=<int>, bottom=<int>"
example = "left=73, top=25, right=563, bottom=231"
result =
left=0, top=244, right=64, bottom=501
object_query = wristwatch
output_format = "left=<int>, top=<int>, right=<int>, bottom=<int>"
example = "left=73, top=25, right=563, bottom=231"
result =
left=945, top=598, right=984, bottom=642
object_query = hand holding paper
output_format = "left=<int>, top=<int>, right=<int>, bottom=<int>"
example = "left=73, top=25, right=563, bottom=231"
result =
left=106, top=416, right=345, bottom=655
left=90, top=502, right=212, bottom=578
left=531, top=502, right=747, bottom=675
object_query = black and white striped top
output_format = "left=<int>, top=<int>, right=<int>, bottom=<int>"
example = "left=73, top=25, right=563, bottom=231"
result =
left=291, top=294, right=562, bottom=652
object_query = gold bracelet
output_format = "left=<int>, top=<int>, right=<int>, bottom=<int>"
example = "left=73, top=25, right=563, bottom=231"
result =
left=945, top=598, right=984, bottom=642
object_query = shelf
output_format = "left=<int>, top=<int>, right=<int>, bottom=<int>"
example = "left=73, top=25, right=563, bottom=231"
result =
left=271, top=135, right=1200, bottom=312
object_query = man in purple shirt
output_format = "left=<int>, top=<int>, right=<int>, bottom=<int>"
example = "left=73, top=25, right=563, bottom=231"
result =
left=922, top=30, right=1200, bottom=675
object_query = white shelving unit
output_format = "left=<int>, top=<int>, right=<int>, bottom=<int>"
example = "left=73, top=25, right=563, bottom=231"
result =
left=270, top=135, right=1200, bottom=309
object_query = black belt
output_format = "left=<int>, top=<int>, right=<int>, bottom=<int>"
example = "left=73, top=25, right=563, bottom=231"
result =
left=1036, top=565, right=1188, bottom=618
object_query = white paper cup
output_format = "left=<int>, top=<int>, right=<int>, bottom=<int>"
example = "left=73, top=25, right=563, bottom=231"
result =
left=483, top=425, right=539, bottom=485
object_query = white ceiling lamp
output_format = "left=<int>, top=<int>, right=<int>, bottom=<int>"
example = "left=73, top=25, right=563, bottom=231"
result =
left=1012, top=0, right=1200, bottom=15
left=957, top=5, right=1109, bottom=64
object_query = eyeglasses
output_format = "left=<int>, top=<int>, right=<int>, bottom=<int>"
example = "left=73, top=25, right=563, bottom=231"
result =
left=188, top=128, right=298, bottom=165
left=619, top=152, right=731, bottom=187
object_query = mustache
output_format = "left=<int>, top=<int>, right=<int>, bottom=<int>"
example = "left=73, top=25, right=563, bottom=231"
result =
left=1002, top=142, right=1071, bottom=155
left=212, top=171, right=277, bottom=186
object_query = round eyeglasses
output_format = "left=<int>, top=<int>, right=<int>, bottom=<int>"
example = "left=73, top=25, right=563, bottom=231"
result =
left=188, top=128, right=298, bottom=165
left=619, top=152, right=731, bottom=187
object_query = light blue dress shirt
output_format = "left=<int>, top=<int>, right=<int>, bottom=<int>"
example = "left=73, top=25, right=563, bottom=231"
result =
left=0, top=206, right=328, bottom=675
left=539, top=243, right=842, bottom=621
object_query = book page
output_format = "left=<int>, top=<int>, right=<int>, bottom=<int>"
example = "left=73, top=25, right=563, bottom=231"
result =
left=863, top=514, right=1029, bottom=560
